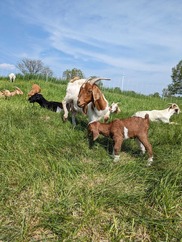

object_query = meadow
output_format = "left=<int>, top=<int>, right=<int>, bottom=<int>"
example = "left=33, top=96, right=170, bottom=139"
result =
left=0, top=79, right=182, bottom=241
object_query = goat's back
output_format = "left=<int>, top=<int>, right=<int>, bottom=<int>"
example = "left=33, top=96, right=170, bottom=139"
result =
left=119, top=115, right=150, bottom=134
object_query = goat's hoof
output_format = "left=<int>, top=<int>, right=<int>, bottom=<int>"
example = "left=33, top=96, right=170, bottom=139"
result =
left=146, top=158, right=153, bottom=166
left=113, top=155, right=120, bottom=162
left=63, top=116, right=68, bottom=122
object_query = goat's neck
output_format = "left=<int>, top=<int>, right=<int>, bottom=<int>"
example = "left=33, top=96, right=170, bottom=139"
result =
left=37, top=97, right=49, bottom=107
left=10, top=91, right=17, bottom=96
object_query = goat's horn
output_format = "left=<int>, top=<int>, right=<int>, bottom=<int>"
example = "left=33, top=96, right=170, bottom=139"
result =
left=88, top=77, right=111, bottom=85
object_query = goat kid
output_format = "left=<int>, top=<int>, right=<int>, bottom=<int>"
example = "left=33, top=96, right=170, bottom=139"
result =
left=3, top=87, right=23, bottom=97
left=28, top=93, right=70, bottom=113
left=88, top=114, right=153, bottom=166
left=28, top=84, right=41, bottom=97
left=62, top=77, right=117, bottom=125
left=133, top=103, right=180, bottom=124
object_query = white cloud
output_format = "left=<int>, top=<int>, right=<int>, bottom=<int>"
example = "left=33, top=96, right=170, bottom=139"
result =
left=0, top=63, right=15, bottom=70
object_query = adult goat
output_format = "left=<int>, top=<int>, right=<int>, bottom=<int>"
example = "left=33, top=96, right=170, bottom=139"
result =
left=62, top=77, right=118, bottom=125
left=9, top=73, right=16, bottom=82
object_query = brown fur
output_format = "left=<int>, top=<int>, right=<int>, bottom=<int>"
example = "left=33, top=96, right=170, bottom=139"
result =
left=88, top=114, right=153, bottom=160
left=28, top=84, right=41, bottom=97
left=77, top=83, right=107, bottom=111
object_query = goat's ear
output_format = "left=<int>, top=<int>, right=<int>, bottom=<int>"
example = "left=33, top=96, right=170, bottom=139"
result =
left=92, top=85, right=100, bottom=101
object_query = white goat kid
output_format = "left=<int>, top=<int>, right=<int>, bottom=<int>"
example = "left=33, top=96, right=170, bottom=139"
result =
left=133, top=103, right=180, bottom=124
left=9, top=73, right=16, bottom=82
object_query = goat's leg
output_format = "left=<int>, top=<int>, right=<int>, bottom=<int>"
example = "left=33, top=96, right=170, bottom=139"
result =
left=71, top=110, right=77, bottom=126
left=112, top=136, right=123, bottom=162
left=62, top=99, right=69, bottom=121
left=135, top=138, right=146, bottom=154
left=138, top=136, right=153, bottom=166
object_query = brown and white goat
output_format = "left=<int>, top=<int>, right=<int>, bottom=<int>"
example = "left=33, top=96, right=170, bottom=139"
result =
left=62, top=77, right=119, bottom=125
left=28, top=84, right=41, bottom=97
left=88, top=114, right=153, bottom=166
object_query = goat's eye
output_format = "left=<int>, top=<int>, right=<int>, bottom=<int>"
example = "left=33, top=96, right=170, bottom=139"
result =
left=88, top=89, right=92, bottom=94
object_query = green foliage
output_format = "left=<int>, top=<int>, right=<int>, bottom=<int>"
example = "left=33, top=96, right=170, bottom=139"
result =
left=62, top=68, right=85, bottom=80
left=0, top=79, right=182, bottom=241
left=167, top=60, right=182, bottom=95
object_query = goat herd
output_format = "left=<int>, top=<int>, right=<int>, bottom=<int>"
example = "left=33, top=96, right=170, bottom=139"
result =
left=1, top=76, right=181, bottom=166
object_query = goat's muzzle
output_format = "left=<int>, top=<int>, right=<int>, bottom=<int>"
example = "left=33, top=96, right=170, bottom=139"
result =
left=77, top=100, right=84, bottom=108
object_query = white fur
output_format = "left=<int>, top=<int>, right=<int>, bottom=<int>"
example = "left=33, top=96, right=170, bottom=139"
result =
left=9, top=73, right=16, bottom=82
left=62, top=77, right=118, bottom=125
left=56, top=107, right=63, bottom=113
left=62, top=78, right=87, bottom=125
left=133, top=103, right=180, bottom=124
left=123, top=127, right=129, bottom=139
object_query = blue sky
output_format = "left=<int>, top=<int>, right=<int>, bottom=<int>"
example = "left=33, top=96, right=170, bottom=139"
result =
left=0, top=0, right=182, bottom=95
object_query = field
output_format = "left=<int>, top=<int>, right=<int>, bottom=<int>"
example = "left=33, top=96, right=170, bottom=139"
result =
left=0, top=79, right=182, bottom=241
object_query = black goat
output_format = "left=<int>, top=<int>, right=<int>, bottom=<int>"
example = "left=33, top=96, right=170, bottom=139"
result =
left=28, top=93, right=70, bottom=113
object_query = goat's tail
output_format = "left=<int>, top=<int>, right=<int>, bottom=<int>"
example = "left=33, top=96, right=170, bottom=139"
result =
left=144, top=114, right=150, bottom=124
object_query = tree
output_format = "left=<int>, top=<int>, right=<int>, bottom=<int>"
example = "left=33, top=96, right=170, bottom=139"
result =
left=16, top=58, right=53, bottom=77
left=62, top=68, right=84, bottom=80
left=167, top=60, right=182, bottom=95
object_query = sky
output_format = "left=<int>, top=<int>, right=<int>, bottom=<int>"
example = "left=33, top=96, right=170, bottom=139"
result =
left=0, top=0, right=182, bottom=95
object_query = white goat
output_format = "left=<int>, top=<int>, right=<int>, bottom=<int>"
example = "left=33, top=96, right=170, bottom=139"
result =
left=62, top=77, right=119, bottom=125
left=9, top=73, right=16, bottom=82
left=133, top=103, right=180, bottom=124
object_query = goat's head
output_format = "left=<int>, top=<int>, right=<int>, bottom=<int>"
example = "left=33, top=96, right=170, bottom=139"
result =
left=77, top=82, right=96, bottom=108
left=28, top=93, right=43, bottom=103
left=110, top=102, right=121, bottom=114
left=168, top=103, right=180, bottom=114
left=77, top=77, right=110, bottom=108
left=15, top=87, right=23, bottom=95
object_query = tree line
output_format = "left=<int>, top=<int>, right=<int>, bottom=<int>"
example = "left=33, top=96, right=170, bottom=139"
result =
left=15, top=58, right=182, bottom=96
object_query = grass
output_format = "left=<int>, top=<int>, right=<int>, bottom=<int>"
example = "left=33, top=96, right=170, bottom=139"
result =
left=0, top=79, right=182, bottom=241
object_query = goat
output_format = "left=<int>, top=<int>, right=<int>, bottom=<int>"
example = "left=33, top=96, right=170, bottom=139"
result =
left=2, top=87, right=23, bottom=97
left=9, top=73, right=16, bottom=82
left=28, top=84, right=41, bottom=97
left=28, top=93, right=70, bottom=113
left=62, top=77, right=118, bottom=125
left=133, top=103, right=180, bottom=124
left=77, top=77, right=119, bottom=122
left=88, top=114, right=153, bottom=166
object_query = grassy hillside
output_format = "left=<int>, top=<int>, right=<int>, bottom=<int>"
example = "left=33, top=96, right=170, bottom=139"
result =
left=0, top=79, right=182, bottom=241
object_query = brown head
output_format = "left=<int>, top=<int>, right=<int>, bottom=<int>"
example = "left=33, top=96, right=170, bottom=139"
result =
left=15, top=87, right=23, bottom=95
left=77, top=77, right=110, bottom=109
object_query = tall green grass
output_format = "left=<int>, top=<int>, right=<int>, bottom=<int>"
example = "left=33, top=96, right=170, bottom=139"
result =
left=0, top=79, right=182, bottom=241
